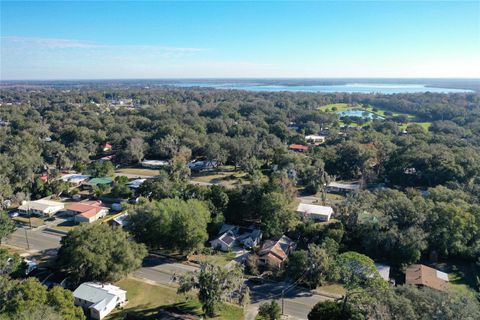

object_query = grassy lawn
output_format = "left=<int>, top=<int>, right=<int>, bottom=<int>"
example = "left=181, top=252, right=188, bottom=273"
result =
left=189, top=252, right=236, bottom=267
left=12, top=216, right=45, bottom=227
left=318, top=103, right=354, bottom=112
left=314, top=284, right=346, bottom=298
left=191, top=171, right=248, bottom=188
left=109, top=278, right=243, bottom=320
left=320, top=103, right=432, bottom=131
left=432, top=261, right=479, bottom=294
left=116, top=167, right=160, bottom=176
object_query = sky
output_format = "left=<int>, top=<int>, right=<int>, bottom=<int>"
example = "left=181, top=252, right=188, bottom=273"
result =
left=1, top=1, right=479, bottom=80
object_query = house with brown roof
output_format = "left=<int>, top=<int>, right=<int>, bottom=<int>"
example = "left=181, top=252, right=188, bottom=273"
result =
left=257, top=235, right=296, bottom=269
left=405, top=264, right=449, bottom=291
left=288, top=144, right=309, bottom=153
left=68, top=201, right=109, bottom=224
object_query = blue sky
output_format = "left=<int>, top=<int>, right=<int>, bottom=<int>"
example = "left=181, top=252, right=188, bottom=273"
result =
left=1, top=1, right=479, bottom=80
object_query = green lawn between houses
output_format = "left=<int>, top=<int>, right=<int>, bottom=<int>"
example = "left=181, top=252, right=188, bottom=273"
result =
left=107, top=277, right=244, bottom=320
left=319, top=103, right=432, bottom=130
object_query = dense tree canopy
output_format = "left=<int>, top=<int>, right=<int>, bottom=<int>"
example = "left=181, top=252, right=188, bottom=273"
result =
left=57, top=224, right=147, bottom=283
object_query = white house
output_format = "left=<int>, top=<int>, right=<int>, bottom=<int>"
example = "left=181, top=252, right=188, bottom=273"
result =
left=60, top=174, right=91, bottom=185
left=305, top=134, right=326, bottom=145
left=211, top=230, right=237, bottom=251
left=18, top=199, right=65, bottom=217
left=296, top=203, right=333, bottom=222
left=210, top=224, right=262, bottom=251
left=326, top=181, right=362, bottom=194
left=73, top=282, right=126, bottom=320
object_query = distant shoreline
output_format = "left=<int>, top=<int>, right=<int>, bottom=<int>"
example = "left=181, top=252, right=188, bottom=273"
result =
left=1, top=78, right=478, bottom=92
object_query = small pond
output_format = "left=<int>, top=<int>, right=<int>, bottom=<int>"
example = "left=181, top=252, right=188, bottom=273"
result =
left=336, top=109, right=384, bottom=120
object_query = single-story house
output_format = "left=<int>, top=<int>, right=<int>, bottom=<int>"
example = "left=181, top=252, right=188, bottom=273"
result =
left=211, top=224, right=262, bottom=251
left=326, top=181, right=362, bottom=194
left=305, top=135, right=326, bottom=145
left=296, top=203, right=333, bottom=222
left=60, top=174, right=91, bottom=185
left=405, top=264, right=449, bottom=291
left=257, top=235, right=296, bottom=269
left=83, top=177, right=113, bottom=190
left=68, top=201, right=109, bottom=224
left=18, top=199, right=65, bottom=217
left=141, top=159, right=169, bottom=169
left=288, top=144, right=309, bottom=153
left=126, top=178, right=146, bottom=189
left=73, top=282, right=126, bottom=320
left=188, top=159, right=219, bottom=172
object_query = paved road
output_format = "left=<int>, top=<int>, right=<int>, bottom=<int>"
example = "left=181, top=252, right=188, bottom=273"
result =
left=133, top=255, right=330, bottom=319
left=4, top=226, right=63, bottom=253
left=247, top=280, right=330, bottom=319
left=5, top=231, right=327, bottom=319
left=134, top=255, right=198, bottom=284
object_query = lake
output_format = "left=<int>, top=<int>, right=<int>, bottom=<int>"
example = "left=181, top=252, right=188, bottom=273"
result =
left=168, top=82, right=473, bottom=94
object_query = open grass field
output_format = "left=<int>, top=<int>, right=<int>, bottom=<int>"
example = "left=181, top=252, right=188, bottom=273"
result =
left=109, top=277, right=244, bottom=320
left=116, top=167, right=160, bottom=176
left=319, top=103, right=431, bottom=131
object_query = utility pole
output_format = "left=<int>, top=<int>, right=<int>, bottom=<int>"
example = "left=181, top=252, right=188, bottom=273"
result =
left=24, top=227, right=30, bottom=250
left=25, top=196, right=31, bottom=250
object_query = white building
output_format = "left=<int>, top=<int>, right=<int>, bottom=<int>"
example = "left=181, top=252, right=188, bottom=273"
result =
left=126, top=178, right=146, bottom=189
left=60, top=174, right=91, bottom=185
left=305, top=134, right=326, bottom=145
left=18, top=199, right=65, bottom=217
left=141, top=160, right=169, bottom=169
left=73, top=282, right=126, bottom=320
left=296, top=203, right=333, bottom=222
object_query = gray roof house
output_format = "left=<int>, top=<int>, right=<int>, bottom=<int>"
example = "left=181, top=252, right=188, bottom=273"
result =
left=211, top=224, right=262, bottom=251
left=73, top=282, right=126, bottom=320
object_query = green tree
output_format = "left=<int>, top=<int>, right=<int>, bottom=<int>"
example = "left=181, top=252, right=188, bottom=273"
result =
left=0, top=212, right=15, bottom=243
left=260, top=192, right=297, bottom=238
left=257, top=300, right=281, bottom=320
left=0, top=275, right=85, bottom=320
left=178, top=262, right=245, bottom=317
left=0, top=248, right=25, bottom=276
left=125, top=137, right=146, bottom=163
left=286, top=244, right=336, bottom=288
left=308, top=301, right=363, bottom=320
left=127, top=198, right=211, bottom=253
left=57, top=224, right=147, bottom=283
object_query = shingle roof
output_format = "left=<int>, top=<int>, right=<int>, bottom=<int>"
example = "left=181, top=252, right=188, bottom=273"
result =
left=258, top=235, right=295, bottom=261
left=68, top=202, right=108, bottom=219
left=405, top=264, right=449, bottom=291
